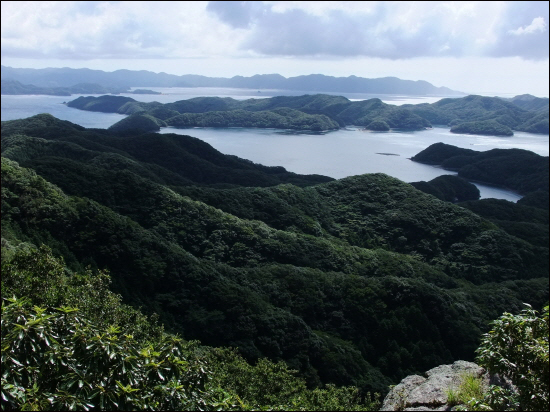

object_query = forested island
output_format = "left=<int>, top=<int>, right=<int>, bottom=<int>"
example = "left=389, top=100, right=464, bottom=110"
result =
left=65, top=93, right=549, bottom=135
left=411, top=142, right=549, bottom=196
left=131, top=88, right=162, bottom=94
left=2, top=114, right=548, bottom=409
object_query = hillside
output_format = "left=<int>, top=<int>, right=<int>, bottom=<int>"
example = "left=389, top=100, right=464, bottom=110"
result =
left=1, top=114, right=548, bottom=396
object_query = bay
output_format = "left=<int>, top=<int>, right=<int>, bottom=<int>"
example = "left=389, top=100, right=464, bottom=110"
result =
left=2, top=91, right=548, bottom=202
left=123, top=86, right=449, bottom=104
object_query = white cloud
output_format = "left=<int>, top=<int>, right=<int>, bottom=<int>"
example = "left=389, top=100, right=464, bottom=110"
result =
left=2, top=1, right=548, bottom=62
left=1, top=1, right=245, bottom=60
left=207, top=1, right=548, bottom=60
left=508, top=16, right=547, bottom=35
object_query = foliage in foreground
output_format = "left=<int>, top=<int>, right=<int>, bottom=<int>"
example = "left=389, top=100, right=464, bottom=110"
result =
left=474, top=304, right=549, bottom=411
left=1, top=245, right=379, bottom=411
left=448, top=304, right=549, bottom=411
left=1, top=298, right=218, bottom=411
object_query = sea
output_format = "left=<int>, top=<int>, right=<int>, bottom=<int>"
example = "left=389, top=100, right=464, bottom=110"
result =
left=2, top=88, right=549, bottom=202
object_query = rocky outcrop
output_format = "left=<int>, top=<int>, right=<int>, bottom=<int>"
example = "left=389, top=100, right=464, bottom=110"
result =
left=380, top=361, right=486, bottom=411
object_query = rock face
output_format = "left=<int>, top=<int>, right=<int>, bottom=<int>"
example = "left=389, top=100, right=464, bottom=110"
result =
left=380, top=360, right=486, bottom=411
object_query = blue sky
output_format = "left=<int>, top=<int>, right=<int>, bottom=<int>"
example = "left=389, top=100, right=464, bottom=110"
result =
left=1, top=1, right=548, bottom=96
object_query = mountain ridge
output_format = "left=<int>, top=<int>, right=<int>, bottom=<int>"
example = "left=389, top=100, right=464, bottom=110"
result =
left=1, top=65, right=464, bottom=96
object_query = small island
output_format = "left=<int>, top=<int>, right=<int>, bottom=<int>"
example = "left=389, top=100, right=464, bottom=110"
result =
left=130, top=89, right=162, bottom=95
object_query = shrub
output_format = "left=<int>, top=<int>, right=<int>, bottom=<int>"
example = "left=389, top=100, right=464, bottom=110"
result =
left=475, top=304, right=549, bottom=411
left=0, top=297, right=227, bottom=411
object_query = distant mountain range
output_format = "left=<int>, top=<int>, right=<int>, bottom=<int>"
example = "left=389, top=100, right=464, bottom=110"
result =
left=0, top=79, right=127, bottom=96
left=1, top=65, right=464, bottom=96
left=0, top=79, right=162, bottom=96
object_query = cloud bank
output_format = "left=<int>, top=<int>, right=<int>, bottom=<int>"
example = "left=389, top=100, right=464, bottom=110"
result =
left=2, top=1, right=548, bottom=61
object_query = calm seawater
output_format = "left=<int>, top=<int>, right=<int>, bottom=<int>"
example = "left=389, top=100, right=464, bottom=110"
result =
left=2, top=90, right=549, bottom=202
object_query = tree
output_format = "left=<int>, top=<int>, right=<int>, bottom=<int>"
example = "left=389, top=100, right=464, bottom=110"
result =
left=475, top=304, right=549, bottom=411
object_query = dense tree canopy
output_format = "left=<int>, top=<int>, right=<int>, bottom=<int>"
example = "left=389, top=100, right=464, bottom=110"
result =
left=1, top=115, right=548, bottom=408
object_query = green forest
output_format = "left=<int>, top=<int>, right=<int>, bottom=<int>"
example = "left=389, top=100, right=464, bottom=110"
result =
left=66, top=93, right=549, bottom=135
left=1, top=114, right=548, bottom=410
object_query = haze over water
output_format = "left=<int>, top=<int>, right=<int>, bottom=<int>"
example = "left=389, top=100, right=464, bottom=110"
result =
left=2, top=89, right=548, bottom=202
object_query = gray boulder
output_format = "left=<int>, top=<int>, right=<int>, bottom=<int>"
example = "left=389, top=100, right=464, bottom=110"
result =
left=380, top=360, right=486, bottom=411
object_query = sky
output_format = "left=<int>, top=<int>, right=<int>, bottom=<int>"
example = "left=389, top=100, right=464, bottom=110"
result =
left=1, top=1, right=549, bottom=97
